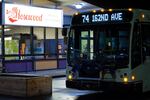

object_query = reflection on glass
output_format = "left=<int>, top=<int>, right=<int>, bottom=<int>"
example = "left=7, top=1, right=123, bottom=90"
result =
left=34, top=40, right=44, bottom=59
left=90, top=40, right=93, bottom=52
left=81, top=40, right=88, bottom=53
left=90, top=53, right=94, bottom=60
left=34, top=40, right=44, bottom=54
left=81, top=31, right=88, bottom=37
left=5, top=40, right=18, bottom=55
left=98, top=28, right=129, bottom=51
left=90, top=30, right=93, bottom=38
left=5, top=39, right=19, bottom=60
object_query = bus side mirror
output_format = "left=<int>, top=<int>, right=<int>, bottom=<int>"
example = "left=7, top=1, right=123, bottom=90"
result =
left=62, top=28, right=68, bottom=37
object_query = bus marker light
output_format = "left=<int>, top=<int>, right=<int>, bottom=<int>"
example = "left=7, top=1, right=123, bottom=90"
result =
left=108, top=9, right=112, bottom=12
left=128, top=8, right=133, bottom=12
left=100, top=9, right=105, bottom=12
left=92, top=10, right=96, bottom=13
left=75, top=12, right=79, bottom=15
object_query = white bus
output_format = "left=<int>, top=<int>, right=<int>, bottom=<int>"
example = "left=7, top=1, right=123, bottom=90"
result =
left=65, top=9, right=150, bottom=93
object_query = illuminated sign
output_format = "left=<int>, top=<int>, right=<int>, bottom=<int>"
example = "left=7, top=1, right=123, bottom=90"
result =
left=72, top=11, right=133, bottom=25
left=82, top=12, right=123, bottom=23
left=3, top=3, right=63, bottom=28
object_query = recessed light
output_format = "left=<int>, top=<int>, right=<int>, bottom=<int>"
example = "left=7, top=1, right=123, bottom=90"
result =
left=74, top=3, right=84, bottom=9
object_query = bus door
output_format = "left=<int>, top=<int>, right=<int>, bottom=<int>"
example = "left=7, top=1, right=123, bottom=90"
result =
left=132, top=23, right=150, bottom=69
left=80, top=30, right=94, bottom=60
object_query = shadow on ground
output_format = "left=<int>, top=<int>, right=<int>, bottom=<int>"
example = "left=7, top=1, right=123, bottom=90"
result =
left=0, top=95, right=51, bottom=100
left=76, top=92, right=150, bottom=100
left=1, top=92, right=150, bottom=100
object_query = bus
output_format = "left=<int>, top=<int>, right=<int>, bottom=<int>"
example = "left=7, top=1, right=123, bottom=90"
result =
left=65, top=9, right=150, bottom=93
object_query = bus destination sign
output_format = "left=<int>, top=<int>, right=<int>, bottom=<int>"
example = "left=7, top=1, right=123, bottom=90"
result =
left=82, top=13, right=123, bottom=23
left=72, top=11, right=133, bottom=25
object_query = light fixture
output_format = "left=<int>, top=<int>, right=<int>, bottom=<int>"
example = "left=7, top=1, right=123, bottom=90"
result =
left=74, top=3, right=84, bottom=9
left=5, top=37, right=12, bottom=40
left=4, top=28, right=11, bottom=31
left=75, top=4, right=82, bottom=9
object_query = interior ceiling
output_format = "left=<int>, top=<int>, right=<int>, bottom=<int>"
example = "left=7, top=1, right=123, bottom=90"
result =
left=4, top=0, right=150, bottom=16
left=82, top=0, right=150, bottom=10
left=4, top=0, right=100, bottom=15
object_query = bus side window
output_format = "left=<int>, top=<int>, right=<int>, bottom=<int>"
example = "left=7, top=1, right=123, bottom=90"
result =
left=131, top=23, right=142, bottom=69
left=141, top=24, right=150, bottom=57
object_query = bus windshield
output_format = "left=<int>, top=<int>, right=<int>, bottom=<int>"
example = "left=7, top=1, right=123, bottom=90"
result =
left=68, top=23, right=131, bottom=69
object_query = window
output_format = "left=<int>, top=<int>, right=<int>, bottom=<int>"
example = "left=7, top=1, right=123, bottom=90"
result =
left=141, top=23, right=150, bottom=56
left=131, top=23, right=142, bottom=69
left=131, top=23, right=150, bottom=69
left=81, top=30, right=94, bottom=60
left=33, top=27, right=44, bottom=59
left=98, top=25, right=130, bottom=51
left=4, top=26, right=31, bottom=60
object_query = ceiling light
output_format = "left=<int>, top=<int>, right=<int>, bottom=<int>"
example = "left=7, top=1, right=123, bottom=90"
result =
left=4, top=28, right=11, bottom=31
left=74, top=3, right=85, bottom=9
left=75, top=4, right=82, bottom=9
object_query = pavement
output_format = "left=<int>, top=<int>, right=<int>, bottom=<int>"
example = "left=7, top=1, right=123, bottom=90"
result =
left=0, top=69, right=66, bottom=77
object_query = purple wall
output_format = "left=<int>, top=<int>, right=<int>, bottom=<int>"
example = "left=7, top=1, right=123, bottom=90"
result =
left=58, top=59, right=66, bottom=69
left=5, top=61, right=33, bottom=73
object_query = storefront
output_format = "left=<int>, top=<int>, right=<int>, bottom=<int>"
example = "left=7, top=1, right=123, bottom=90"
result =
left=0, top=2, right=67, bottom=72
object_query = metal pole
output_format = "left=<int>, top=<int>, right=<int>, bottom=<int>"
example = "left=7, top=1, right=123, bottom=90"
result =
left=1, top=25, right=5, bottom=73
left=29, top=0, right=35, bottom=71
left=1, top=0, right=5, bottom=72
left=29, top=0, right=32, bottom=5
left=44, top=27, right=46, bottom=59
left=55, top=28, right=59, bottom=68
left=55, top=4, right=59, bottom=69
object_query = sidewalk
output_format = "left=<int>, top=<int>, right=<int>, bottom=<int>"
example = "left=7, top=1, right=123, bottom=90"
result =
left=0, top=69, right=66, bottom=78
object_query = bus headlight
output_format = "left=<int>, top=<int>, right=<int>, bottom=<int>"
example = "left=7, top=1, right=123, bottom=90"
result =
left=131, top=75, right=135, bottom=81
left=123, top=77, right=128, bottom=83
left=68, top=74, right=73, bottom=80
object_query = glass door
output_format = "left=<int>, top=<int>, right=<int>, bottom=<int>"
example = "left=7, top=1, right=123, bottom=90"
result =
left=81, top=30, right=94, bottom=60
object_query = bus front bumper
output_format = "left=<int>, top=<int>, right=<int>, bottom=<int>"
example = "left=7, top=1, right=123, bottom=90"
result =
left=66, top=79, right=143, bottom=93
